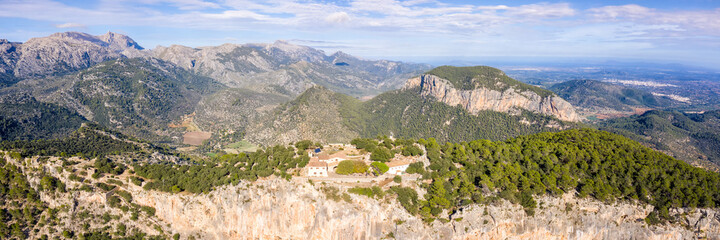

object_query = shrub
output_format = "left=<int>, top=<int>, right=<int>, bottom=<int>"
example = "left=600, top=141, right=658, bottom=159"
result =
left=294, top=140, right=313, bottom=150
left=336, top=160, right=368, bottom=175
left=370, top=147, right=392, bottom=162
left=140, top=206, right=156, bottom=216
left=371, top=161, right=389, bottom=174
left=405, top=162, right=425, bottom=174
left=401, top=145, right=422, bottom=156
left=393, top=175, right=402, bottom=183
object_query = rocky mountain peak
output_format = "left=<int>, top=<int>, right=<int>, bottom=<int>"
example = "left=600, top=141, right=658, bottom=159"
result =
left=329, top=51, right=359, bottom=63
left=98, top=31, right=144, bottom=51
left=1, top=31, right=148, bottom=78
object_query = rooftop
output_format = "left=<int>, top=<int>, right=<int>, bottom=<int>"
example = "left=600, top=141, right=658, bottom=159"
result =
left=307, top=160, right=327, bottom=168
left=387, top=158, right=412, bottom=168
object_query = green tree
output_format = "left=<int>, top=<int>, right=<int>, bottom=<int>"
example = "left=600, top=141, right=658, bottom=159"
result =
left=371, top=161, right=389, bottom=174
left=370, top=147, right=392, bottom=162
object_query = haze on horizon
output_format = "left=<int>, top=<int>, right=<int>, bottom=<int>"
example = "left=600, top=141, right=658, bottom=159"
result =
left=2, top=0, right=719, bottom=69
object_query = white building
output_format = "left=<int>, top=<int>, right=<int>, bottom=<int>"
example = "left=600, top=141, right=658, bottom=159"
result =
left=318, top=152, right=346, bottom=164
left=307, top=161, right=328, bottom=177
left=386, top=159, right=411, bottom=175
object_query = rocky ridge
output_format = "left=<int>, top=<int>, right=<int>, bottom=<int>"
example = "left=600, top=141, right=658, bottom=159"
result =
left=404, top=74, right=581, bottom=122
left=0, top=32, right=144, bottom=78
left=152, top=41, right=430, bottom=97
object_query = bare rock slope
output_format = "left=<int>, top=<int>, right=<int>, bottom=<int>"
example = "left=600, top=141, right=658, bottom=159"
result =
left=133, top=178, right=720, bottom=239
left=153, top=41, right=430, bottom=97
left=0, top=32, right=144, bottom=78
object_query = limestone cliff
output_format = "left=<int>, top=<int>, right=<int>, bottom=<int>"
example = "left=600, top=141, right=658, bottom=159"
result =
left=131, top=178, right=720, bottom=239
left=404, top=74, right=582, bottom=122
left=5, top=153, right=720, bottom=239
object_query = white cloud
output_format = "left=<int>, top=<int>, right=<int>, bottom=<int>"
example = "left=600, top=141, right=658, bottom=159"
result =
left=54, top=22, right=86, bottom=28
left=506, top=3, right=576, bottom=18
left=113, top=0, right=221, bottom=10
left=588, top=5, right=720, bottom=35
left=325, top=12, right=351, bottom=24
left=202, top=10, right=268, bottom=20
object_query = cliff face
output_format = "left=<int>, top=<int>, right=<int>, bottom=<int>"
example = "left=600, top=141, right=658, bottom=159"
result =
left=130, top=178, right=720, bottom=240
left=404, top=74, right=581, bottom=122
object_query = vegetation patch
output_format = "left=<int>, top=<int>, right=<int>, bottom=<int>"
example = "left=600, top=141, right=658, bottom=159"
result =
left=426, top=66, right=554, bottom=97
left=336, top=160, right=369, bottom=175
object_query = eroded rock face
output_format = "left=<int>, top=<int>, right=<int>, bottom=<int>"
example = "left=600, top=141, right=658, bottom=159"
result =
left=5, top=32, right=145, bottom=78
left=404, top=74, right=581, bottom=122
left=131, top=178, right=720, bottom=240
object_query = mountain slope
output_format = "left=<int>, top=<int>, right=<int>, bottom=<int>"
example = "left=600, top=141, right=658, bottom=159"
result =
left=2, top=58, right=222, bottom=143
left=598, top=110, right=720, bottom=169
left=153, top=41, right=430, bottom=97
left=245, top=75, right=580, bottom=145
left=0, top=32, right=144, bottom=79
left=0, top=93, right=86, bottom=141
left=246, top=86, right=360, bottom=145
left=353, top=89, right=571, bottom=142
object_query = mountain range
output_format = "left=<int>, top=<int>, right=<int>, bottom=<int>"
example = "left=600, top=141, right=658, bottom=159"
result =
left=0, top=32, right=583, bottom=146
left=1, top=31, right=717, bottom=169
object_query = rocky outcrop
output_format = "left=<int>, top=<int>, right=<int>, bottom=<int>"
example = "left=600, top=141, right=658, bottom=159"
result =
left=0, top=31, right=145, bottom=78
left=404, top=74, right=581, bottom=122
left=130, top=178, right=720, bottom=239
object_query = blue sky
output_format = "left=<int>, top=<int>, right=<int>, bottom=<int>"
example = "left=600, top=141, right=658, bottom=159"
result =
left=1, top=0, right=719, bottom=68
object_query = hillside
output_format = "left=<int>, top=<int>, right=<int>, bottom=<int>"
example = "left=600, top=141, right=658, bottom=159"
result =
left=598, top=110, right=720, bottom=169
left=0, top=93, right=86, bottom=141
left=242, top=66, right=586, bottom=146
left=245, top=83, right=578, bottom=145
left=550, top=79, right=674, bottom=119
left=1, top=58, right=223, bottom=143
left=0, top=31, right=438, bottom=149
left=245, top=86, right=360, bottom=145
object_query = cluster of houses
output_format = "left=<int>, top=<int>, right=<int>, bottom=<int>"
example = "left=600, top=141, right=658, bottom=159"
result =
left=304, top=144, right=416, bottom=178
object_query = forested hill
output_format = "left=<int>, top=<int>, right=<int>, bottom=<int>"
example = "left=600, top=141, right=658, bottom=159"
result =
left=246, top=86, right=576, bottom=145
left=415, top=128, right=720, bottom=223
left=0, top=123, right=174, bottom=159
left=426, top=66, right=555, bottom=97
left=598, top=110, right=720, bottom=169
left=0, top=94, right=86, bottom=141
left=354, top=89, right=570, bottom=141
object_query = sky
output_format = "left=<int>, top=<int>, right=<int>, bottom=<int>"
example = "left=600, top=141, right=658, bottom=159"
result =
left=1, top=0, right=720, bottom=68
